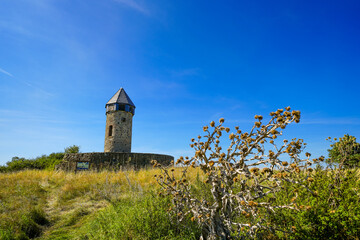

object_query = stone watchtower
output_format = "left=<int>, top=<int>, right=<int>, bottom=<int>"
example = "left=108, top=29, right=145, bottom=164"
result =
left=104, top=88, right=135, bottom=153
left=57, top=88, right=173, bottom=171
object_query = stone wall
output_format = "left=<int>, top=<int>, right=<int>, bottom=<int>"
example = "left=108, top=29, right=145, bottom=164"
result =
left=56, top=152, right=174, bottom=171
left=104, top=110, right=133, bottom=153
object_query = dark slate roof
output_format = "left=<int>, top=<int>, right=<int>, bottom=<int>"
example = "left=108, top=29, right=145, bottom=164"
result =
left=106, top=88, right=135, bottom=107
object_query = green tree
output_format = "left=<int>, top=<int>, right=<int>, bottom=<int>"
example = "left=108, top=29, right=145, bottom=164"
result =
left=327, top=134, right=360, bottom=168
left=64, top=145, right=80, bottom=153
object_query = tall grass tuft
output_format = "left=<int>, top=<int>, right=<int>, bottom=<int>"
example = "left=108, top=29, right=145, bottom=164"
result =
left=81, top=193, right=201, bottom=240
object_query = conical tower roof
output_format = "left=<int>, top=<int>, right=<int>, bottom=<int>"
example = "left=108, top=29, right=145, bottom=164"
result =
left=106, top=88, right=135, bottom=107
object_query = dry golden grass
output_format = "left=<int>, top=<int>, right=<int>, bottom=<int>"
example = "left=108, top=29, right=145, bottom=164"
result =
left=0, top=167, right=205, bottom=239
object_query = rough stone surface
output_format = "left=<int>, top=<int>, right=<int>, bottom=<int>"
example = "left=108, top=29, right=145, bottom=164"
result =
left=56, top=152, right=174, bottom=171
left=104, top=110, right=133, bottom=152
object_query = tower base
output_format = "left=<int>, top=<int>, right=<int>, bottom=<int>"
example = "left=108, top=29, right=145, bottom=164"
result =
left=56, top=152, right=174, bottom=171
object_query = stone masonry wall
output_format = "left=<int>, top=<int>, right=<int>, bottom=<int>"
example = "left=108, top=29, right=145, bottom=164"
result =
left=104, top=111, right=132, bottom=152
left=57, top=152, right=174, bottom=171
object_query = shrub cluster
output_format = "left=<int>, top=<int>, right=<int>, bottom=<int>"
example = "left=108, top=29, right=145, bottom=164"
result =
left=326, top=134, right=360, bottom=168
left=279, top=167, right=360, bottom=239
left=0, top=145, right=79, bottom=172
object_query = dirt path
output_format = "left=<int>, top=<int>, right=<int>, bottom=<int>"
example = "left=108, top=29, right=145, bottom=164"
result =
left=37, top=177, right=109, bottom=239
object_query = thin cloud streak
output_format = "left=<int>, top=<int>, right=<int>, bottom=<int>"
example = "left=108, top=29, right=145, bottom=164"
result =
left=170, top=68, right=200, bottom=78
left=301, top=118, right=360, bottom=125
left=0, top=66, right=55, bottom=97
left=113, top=0, right=149, bottom=15
left=0, top=67, right=13, bottom=77
left=23, top=80, right=55, bottom=97
left=0, top=20, right=47, bottom=41
left=0, top=109, right=102, bottom=125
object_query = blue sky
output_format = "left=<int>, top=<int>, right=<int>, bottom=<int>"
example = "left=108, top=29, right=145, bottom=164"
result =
left=0, top=0, right=360, bottom=165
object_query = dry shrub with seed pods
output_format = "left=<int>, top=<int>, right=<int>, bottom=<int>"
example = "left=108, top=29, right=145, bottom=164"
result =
left=153, top=107, right=318, bottom=239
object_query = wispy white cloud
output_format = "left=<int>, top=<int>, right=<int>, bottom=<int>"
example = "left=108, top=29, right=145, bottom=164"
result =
left=170, top=68, right=200, bottom=78
left=0, top=109, right=70, bottom=124
left=113, top=0, right=149, bottom=15
left=0, top=67, right=13, bottom=77
left=0, top=70, right=55, bottom=97
left=0, top=6, right=92, bottom=62
left=132, top=146, right=193, bottom=159
left=301, top=117, right=360, bottom=125
left=23, top=80, right=55, bottom=97
left=0, top=109, right=102, bottom=125
left=0, top=21, right=32, bottom=38
left=134, top=78, right=185, bottom=99
left=0, top=20, right=51, bottom=42
left=224, top=117, right=360, bottom=126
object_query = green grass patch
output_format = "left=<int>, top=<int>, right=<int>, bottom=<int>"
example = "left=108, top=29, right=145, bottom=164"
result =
left=79, top=193, right=201, bottom=240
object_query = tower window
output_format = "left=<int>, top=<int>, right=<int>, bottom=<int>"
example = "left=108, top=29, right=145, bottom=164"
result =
left=122, top=118, right=126, bottom=122
left=108, top=125, right=113, bottom=136
left=118, top=104, right=125, bottom=111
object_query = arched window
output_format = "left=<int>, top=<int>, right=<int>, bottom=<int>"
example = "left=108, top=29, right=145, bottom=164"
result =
left=108, top=125, right=113, bottom=136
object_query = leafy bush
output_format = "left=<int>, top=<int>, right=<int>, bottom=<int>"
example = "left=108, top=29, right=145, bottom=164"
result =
left=326, top=135, right=360, bottom=168
left=0, top=145, right=80, bottom=172
left=266, top=167, right=360, bottom=239
left=64, top=145, right=80, bottom=154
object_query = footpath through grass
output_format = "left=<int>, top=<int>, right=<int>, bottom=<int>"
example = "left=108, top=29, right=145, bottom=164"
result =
left=0, top=168, right=203, bottom=240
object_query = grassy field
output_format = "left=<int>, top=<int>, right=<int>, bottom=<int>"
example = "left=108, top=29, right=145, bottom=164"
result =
left=0, top=168, right=203, bottom=240
left=1, top=167, right=360, bottom=240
